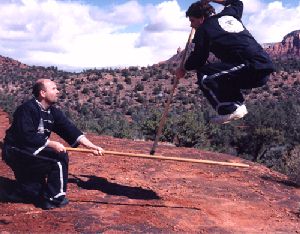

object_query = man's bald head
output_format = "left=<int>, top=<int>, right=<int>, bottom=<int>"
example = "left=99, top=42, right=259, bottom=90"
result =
left=32, top=79, right=59, bottom=107
left=32, top=79, right=53, bottom=98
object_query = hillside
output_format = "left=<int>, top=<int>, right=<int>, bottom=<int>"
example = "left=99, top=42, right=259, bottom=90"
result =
left=0, top=31, right=300, bottom=183
left=0, top=110, right=300, bottom=232
left=0, top=31, right=300, bottom=121
left=0, top=56, right=300, bottom=126
left=0, top=56, right=204, bottom=117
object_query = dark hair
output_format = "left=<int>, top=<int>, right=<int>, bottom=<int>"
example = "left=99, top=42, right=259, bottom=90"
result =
left=186, top=0, right=215, bottom=18
left=32, top=81, right=45, bottom=98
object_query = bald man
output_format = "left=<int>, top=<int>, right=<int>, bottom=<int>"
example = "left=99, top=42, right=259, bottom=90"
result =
left=2, top=79, right=103, bottom=209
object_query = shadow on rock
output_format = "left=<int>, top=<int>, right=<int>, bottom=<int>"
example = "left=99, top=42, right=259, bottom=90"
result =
left=0, top=176, right=18, bottom=202
left=69, top=174, right=160, bottom=200
left=261, top=175, right=300, bottom=188
left=0, top=176, right=41, bottom=205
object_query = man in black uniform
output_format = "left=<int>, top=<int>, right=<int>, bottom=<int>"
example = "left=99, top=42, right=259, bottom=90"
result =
left=176, top=0, right=274, bottom=124
left=2, top=79, right=104, bottom=209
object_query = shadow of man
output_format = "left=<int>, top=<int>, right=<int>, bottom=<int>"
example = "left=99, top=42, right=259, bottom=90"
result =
left=69, top=174, right=160, bottom=200
left=0, top=176, right=29, bottom=203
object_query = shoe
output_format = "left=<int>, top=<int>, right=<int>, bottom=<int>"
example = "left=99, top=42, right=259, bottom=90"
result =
left=42, top=197, right=69, bottom=210
left=210, top=104, right=248, bottom=124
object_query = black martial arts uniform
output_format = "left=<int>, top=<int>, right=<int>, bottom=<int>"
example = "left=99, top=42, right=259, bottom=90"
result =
left=185, top=0, right=275, bottom=115
left=2, top=98, right=83, bottom=204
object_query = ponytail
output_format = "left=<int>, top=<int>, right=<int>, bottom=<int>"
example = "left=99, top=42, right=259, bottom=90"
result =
left=186, top=0, right=215, bottom=18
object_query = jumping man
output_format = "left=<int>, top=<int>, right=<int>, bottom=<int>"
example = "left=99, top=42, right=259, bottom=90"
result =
left=176, top=0, right=275, bottom=124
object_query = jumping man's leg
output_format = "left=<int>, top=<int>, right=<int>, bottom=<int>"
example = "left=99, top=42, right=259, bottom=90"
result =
left=197, top=62, right=248, bottom=124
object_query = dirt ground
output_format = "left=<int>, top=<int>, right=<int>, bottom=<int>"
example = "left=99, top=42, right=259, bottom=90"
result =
left=0, top=111, right=300, bottom=233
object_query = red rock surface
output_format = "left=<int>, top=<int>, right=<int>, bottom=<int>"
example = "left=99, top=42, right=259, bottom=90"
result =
left=0, top=111, right=300, bottom=233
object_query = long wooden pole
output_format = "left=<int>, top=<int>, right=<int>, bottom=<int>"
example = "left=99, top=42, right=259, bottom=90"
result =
left=150, top=28, right=196, bottom=155
left=65, top=147, right=249, bottom=168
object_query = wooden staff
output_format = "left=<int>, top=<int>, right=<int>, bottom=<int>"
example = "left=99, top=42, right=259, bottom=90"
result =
left=65, top=147, right=249, bottom=168
left=150, top=28, right=196, bottom=155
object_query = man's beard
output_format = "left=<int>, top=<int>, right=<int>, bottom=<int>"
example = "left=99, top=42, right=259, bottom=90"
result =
left=46, top=97, right=57, bottom=105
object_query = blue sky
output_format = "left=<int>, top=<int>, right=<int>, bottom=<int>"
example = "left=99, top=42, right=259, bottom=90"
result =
left=82, top=0, right=299, bottom=9
left=0, top=0, right=299, bottom=71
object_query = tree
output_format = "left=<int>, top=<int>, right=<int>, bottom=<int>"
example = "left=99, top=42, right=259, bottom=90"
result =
left=135, top=83, right=144, bottom=92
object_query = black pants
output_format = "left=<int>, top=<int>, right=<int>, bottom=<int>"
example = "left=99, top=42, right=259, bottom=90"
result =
left=197, top=63, right=270, bottom=115
left=2, top=144, right=69, bottom=203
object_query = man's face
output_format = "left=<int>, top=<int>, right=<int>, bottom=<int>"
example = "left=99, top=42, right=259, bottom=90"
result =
left=189, top=16, right=204, bottom=29
left=42, top=80, right=59, bottom=104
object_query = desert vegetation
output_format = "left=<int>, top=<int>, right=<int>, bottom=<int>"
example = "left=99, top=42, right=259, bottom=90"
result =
left=0, top=44, right=300, bottom=182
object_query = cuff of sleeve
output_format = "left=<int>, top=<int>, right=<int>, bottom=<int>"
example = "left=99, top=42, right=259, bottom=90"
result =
left=71, top=135, right=85, bottom=147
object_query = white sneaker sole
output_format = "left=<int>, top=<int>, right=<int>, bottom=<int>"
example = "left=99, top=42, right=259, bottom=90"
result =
left=211, top=108, right=248, bottom=125
left=221, top=113, right=247, bottom=124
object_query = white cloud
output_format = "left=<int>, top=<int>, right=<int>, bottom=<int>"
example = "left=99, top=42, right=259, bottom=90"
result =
left=27, top=32, right=153, bottom=68
left=242, top=0, right=265, bottom=13
left=0, top=0, right=298, bottom=71
left=90, top=0, right=145, bottom=25
left=136, top=1, right=190, bottom=63
left=244, top=1, right=300, bottom=43
left=0, top=0, right=190, bottom=70
left=144, top=0, right=187, bottom=32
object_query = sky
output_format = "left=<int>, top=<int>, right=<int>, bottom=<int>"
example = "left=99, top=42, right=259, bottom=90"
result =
left=0, top=0, right=299, bottom=71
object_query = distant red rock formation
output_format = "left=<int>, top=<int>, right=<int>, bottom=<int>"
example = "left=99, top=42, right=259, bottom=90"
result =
left=264, top=30, right=300, bottom=58
left=161, top=30, right=300, bottom=65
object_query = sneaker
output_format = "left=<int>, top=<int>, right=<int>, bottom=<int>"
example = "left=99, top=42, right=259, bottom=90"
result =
left=42, top=197, right=69, bottom=210
left=210, top=104, right=248, bottom=124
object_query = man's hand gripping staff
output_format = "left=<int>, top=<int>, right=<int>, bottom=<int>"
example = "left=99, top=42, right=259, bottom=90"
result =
left=48, top=136, right=104, bottom=156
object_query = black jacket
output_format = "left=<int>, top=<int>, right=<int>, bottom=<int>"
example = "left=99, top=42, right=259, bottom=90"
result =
left=185, top=0, right=274, bottom=72
left=4, top=98, right=83, bottom=155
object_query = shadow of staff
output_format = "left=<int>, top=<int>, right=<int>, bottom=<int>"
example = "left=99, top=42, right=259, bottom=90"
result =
left=69, top=174, right=160, bottom=200
left=260, top=175, right=300, bottom=188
